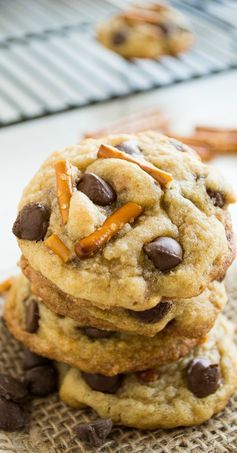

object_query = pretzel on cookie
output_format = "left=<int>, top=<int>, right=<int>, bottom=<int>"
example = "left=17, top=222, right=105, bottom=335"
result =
left=45, top=233, right=72, bottom=263
left=55, top=159, right=73, bottom=225
left=98, top=143, right=173, bottom=186
left=75, top=202, right=143, bottom=258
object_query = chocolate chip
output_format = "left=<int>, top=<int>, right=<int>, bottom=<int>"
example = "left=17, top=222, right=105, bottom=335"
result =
left=76, top=419, right=113, bottom=447
left=81, top=372, right=122, bottom=394
left=128, top=301, right=172, bottom=324
left=12, top=203, right=50, bottom=241
left=156, top=22, right=170, bottom=35
left=169, top=138, right=186, bottom=152
left=0, top=397, right=27, bottom=432
left=25, top=299, right=40, bottom=333
left=24, top=365, right=58, bottom=396
left=207, top=189, right=225, bottom=208
left=143, top=237, right=183, bottom=271
left=186, top=358, right=221, bottom=398
left=22, top=348, right=51, bottom=371
left=77, top=173, right=116, bottom=206
left=111, top=30, right=127, bottom=45
left=82, top=327, right=114, bottom=339
left=0, top=374, right=28, bottom=404
left=116, top=140, right=141, bottom=156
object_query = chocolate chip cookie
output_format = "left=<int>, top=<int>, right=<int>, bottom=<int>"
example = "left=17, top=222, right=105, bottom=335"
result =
left=12, top=132, right=235, bottom=312
left=97, top=3, right=193, bottom=59
left=58, top=315, right=237, bottom=429
left=4, top=275, right=199, bottom=375
left=21, top=257, right=227, bottom=339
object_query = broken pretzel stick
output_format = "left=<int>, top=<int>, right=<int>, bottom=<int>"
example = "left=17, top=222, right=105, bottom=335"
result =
left=75, top=202, right=143, bottom=258
left=98, top=143, right=173, bottom=186
left=55, top=159, right=73, bottom=225
left=45, top=233, right=72, bottom=263
left=194, top=126, right=237, bottom=154
left=84, top=109, right=170, bottom=138
left=0, top=278, right=12, bottom=294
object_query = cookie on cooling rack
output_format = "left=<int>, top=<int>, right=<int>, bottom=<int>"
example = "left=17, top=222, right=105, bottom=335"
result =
left=97, top=3, right=193, bottom=59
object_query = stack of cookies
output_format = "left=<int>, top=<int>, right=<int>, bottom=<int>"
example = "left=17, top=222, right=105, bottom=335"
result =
left=4, top=131, right=237, bottom=431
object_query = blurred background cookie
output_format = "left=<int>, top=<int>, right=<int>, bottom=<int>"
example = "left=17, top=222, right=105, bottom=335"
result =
left=97, top=2, right=193, bottom=59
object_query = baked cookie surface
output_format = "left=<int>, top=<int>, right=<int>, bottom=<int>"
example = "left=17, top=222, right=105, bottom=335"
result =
left=58, top=315, right=237, bottom=429
left=22, top=257, right=227, bottom=339
left=4, top=275, right=198, bottom=376
left=13, top=131, right=235, bottom=311
left=97, top=3, right=193, bottom=59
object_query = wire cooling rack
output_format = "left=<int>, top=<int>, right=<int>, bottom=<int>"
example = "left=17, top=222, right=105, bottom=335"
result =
left=0, top=0, right=236, bottom=127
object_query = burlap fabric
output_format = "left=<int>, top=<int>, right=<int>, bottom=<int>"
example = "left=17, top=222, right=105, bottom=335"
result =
left=0, top=262, right=237, bottom=452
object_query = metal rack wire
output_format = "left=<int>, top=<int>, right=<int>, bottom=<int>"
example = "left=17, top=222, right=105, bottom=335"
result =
left=0, top=0, right=236, bottom=127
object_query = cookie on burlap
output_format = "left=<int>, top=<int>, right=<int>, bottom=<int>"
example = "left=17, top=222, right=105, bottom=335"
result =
left=13, top=131, right=235, bottom=311
left=58, top=315, right=237, bottom=429
left=97, top=3, right=193, bottom=59
left=22, top=256, right=227, bottom=339
left=4, top=275, right=199, bottom=376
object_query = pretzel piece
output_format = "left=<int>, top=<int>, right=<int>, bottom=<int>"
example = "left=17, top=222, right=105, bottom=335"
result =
left=45, top=233, right=72, bottom=263
left=84, top=109, right=170, bottom=138
left=98, top=143, right=173, bottom=186
left=120, top=9, right=165, bottom=24
left=194, top=126, right=237, bottom=154
left=55, top=160, right=73, bottom=225
left=0, top=278, right=12, bottom=294
left=75, top=202, right=143, bottom=258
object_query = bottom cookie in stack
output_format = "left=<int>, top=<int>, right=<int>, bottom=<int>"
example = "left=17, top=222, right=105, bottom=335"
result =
left=3, top=276, right=237, bottom=430
left=58, top=315, right=237, bottom=429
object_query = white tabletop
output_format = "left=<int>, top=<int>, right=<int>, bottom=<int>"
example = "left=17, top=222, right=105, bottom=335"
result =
left=1, top=69, right=237, bottom=275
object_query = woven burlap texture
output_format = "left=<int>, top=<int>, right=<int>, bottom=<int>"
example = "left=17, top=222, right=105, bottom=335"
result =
left=1, top=261, right=237, bottom=452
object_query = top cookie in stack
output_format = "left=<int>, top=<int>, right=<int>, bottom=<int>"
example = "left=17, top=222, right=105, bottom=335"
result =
left=12, top=131, right=235, bottom=342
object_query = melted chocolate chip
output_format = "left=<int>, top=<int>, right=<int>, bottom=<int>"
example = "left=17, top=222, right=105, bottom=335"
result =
left=82, top=327, right=114, bottom=339
left=81, top=372, right=122, bottom=394
left=186, top=358, right=221, bottom=398
left=77, top=173, right=116, bottom=206
left=116, top=140, right=141, bottom=156
left=0, top=374, right=28, bottom=404
left=207, top=189, right=225, bottom=208
left=12, top=203, right=50, bottom=241
left=128, top=302, right=172, bottom=324
left=169, top=138, right=186, bottom=152
left=156, top=22, right=171, bottom=35
left=76, top=419, right=113, bottom=447
left=143, top=237, right=183, bottom=271
left=25, top=299, right=40, bottom=334
left=111, top=30, right=127, bottom=45
left=22, top=348, right=51, bottom=371
left=0, top=397, right=27, bottom=432
left=24, top=365, right=58, bottom=396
